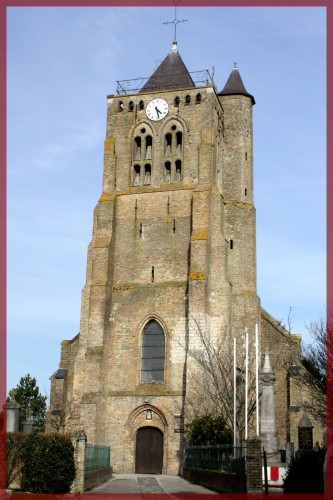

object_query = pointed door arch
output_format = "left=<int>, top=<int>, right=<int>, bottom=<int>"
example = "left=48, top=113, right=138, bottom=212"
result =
left=135, top=427, right=163, bottom=474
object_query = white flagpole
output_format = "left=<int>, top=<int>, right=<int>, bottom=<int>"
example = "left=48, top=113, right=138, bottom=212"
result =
left=233, top=337, right=237, bottom=456
left=255, top=323, right=259, bottom=436
left=245, top=328, right=249, bottom=440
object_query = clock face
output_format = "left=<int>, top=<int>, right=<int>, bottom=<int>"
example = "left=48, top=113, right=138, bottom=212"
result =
left=146, top=98, right=169, bottom=121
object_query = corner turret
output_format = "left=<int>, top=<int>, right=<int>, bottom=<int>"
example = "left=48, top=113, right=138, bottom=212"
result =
left=219, top=63, right=255, bottom=105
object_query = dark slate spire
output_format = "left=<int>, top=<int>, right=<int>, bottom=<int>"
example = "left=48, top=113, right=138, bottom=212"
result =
left=140, top=42, right=195, bottom=93
left=218, top=64, right=255, bottom=105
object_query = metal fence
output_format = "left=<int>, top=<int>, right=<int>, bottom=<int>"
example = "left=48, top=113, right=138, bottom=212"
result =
left=185, top=444, right=246, bottom=474
left=85, top=444, right=110, bottom=470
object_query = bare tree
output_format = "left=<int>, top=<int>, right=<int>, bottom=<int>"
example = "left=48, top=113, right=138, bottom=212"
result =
left=295, top=317, right=328, bottom=425
left=177, top=315, right=258, bottom=443
left=46, top=397, right=80, bottom=433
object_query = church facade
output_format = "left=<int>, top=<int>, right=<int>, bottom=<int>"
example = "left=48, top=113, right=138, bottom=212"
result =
left=49, top=41, right=323, bottom=474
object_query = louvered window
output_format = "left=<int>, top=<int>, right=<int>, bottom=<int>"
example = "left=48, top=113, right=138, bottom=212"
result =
left=141, top=320, right=165, bottom=383
left=163, top=123, right=183, bottom=183
left=132, top=128, right=153, bottom=186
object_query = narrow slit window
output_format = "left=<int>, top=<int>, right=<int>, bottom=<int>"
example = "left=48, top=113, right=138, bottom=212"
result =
left=144, top=164, right=151, bottom=185
left=174, top=96, right=180, bottom=107
left=145, top=136, right=152, bottom=160
left=245, top=188, right=248, bottom=196
left=175, top=160, right=182, bottom=181
left=176, top=132, right=182, bottom=155
left=230, top=239, right=234, bottom=249
left=139, top=223, right=143, bottom=237
left=134, top=165, right=140, bottom=186
left=245, top=152, right=248, bottom=161
left=185, top=95, right=191, bottom=105
left=129, top=101, right=134, bottom=111
left=165, top=133, right=172, bottom=156
left=141, top=320, right=165, bottom=383
left=164, top=162, right=171, bottom=182
left=139, top=100, right=144, bottom=110
left=173, top=219, right=176, bottom=234
left=134, top=137, right=141, bottom=160
left=151, top=266, right=154, bottom=283
left=196, top=93, right=202, bottom=104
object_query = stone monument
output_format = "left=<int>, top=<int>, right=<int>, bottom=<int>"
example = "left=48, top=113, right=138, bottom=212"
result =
left=260, top=353, right=280, bottom=463
left=5, top=398, right=21, bottom=432
left=22, top=409, right=34, bottom=433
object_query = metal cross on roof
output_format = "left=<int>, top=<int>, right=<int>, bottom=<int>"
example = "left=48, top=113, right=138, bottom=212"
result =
left=163, top=0, right=188, bottom=44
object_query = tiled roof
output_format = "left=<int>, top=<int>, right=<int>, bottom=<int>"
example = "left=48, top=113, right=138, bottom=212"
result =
left=140, top=43, right=195, bottom=93
left=218, top=65, right=255, bottom=105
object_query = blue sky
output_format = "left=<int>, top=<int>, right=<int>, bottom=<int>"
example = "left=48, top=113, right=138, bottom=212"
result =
left=7, top=6, right=326, bottom=397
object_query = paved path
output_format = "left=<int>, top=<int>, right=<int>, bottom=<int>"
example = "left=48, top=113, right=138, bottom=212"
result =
left=88, top=473, right=217, bottom=495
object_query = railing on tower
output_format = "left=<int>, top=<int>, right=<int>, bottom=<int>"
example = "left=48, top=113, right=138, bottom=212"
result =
left=116, top=69, right=215, bottom=95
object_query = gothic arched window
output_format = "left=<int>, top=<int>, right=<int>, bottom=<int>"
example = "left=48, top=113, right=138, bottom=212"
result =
left=141, top=320, right=165, bottom=383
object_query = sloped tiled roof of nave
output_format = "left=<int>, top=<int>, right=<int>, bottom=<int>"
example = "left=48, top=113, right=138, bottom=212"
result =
left=140, top=42, right=195, bottom=93
left=219, top=64, right=255, bottom=105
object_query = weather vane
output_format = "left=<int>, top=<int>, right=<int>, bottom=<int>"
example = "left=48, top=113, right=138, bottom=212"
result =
left=163, top=0, right=188, bottom=44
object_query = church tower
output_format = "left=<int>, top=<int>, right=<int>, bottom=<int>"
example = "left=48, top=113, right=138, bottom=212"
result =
left=50, top=40, right=261, bottom=474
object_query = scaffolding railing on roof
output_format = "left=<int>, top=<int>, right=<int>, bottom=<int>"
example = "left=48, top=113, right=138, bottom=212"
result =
left=116, top=69, right=214, bottom=95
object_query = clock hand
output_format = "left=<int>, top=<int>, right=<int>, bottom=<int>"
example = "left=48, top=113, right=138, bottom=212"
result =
left=155, top=106, right=162, bottom=118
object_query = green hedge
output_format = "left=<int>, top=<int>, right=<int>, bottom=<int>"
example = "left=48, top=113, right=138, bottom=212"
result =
left=7, top=433, right=75, bottom=493
left=185, top=415, right=232, bottom=446
left=283, top=448, right=326, bottom=493
left=6, top=432, right=26, bottom=488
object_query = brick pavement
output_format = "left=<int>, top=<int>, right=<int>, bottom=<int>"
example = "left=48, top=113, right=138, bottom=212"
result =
left=88, top=473, right=217, bottom=494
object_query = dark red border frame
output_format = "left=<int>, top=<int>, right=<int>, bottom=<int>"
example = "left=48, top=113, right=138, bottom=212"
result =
left=0, top=0, right=331, bottom=499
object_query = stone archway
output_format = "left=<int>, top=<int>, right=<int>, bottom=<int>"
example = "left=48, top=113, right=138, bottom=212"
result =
left=128, top=404, right=168, bottom=473
left=135, top=426, right=163, bottom=473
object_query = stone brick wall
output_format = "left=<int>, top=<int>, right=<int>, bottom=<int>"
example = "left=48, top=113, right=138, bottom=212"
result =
left=245, top=438, right=263, bottom=493
left=182, top=467, right=246, bottom=493
left=84, top=467, right=113, bottom=491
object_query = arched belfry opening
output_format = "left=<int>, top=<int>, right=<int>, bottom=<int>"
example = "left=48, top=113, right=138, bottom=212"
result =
left=162, top=121, right=184, bottom=182
left=132, top=125, right=154, bottom=186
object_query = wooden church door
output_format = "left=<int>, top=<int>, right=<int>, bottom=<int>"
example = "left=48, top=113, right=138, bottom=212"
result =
left=135, top=427, right=163, bottom=473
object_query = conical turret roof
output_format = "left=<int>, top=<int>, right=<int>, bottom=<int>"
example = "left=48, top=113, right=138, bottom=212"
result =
left=140, top=42, right=195, bottom=93
left=218, top=64, right=255, bottom=105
